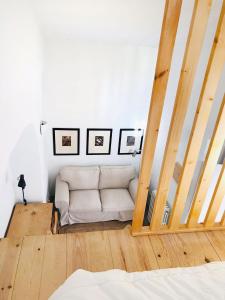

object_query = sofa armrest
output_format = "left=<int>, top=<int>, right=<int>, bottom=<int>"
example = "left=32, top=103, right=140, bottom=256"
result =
left=55, top=175, right=70, bottom=225
left=129, top=178, right=138, bottom=202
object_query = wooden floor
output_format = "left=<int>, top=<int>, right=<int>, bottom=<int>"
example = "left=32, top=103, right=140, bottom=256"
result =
left=1, top=226, right=225, bottom=300
left=7, top=203, right=53, bottom=238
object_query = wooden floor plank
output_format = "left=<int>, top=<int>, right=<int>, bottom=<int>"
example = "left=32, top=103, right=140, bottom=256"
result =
left=0, top=238, right=22, bottom=300
left=66, top=233, right=88, bottom=276
left=168, top=234, right=190, bottom=267
left=114, top=228, right=142, bottom=271
left=114, top=227, right=150, bottom=271
left=1, top=228, right=225, bottom=298
left=132, top=234, right=159, bottom=271
left=108, top=227, right=158, bottom=272
left=12, top=236, right=46, bottom=300
left=195, top=232, right=221, bottom=263
left=83, top=231, right=113, bottom=272
left=170, top=232, right=220, bottom=267
left=39, top=235, right=67, bottom=300
left=206, top=230, right=225, bottom=260
left=107, top=229, right=127, bottom=270
left=149, top=234, right=179, bottom=269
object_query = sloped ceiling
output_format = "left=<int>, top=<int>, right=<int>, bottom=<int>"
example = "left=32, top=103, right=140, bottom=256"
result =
left=31, top=0, right=165, bottom=46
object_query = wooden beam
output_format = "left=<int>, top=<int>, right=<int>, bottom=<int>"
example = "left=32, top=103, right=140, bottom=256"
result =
left=188, top=94, right=225, bottom=227
left=204, top=163, right=225, bottom=227
left=169, top=2, right=225, bottom=230
left=131, top=0, right=182, bottom=233
left=173, top=162, right=182, bottom=184
left=221, top=211, right=225, bottom=226
left=131, top=225, right=225, bottom=237
left=150, top=0, right=212, bottom=231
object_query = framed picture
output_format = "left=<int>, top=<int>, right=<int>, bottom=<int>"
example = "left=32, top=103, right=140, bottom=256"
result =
left=53, top=128, right=80, bottom=155
left=86, top=128, right=112, bottom=155
left=118, top=128, right=144, bottom=155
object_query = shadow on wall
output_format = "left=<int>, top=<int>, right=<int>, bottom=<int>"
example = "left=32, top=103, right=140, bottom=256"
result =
left=0, top=124, right=48, bottom=236
left=9, top=124, right=48, bottom=202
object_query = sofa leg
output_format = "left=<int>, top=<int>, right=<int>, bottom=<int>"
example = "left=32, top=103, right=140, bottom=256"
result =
left=52, top=209, right=60, bottom=234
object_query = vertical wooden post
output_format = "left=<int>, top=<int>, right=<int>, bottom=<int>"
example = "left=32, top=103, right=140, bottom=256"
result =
left=131, top=0, right=182, bottom=234
left=188, top=94, right=225, bottom=227
left=169, top=1, right=225, bottom=230
left=150, top=0, right=212, bottom=231
left=220, top=210, right=225, bottom=226
left=205, top=163, right=225, bottom=227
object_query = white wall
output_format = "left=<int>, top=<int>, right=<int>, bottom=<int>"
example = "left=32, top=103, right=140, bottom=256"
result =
left=32, top=0, right=165, bottom=47
left=0, top=0, right=48, bottom=237
left=43, top=39, right=158, bottom=194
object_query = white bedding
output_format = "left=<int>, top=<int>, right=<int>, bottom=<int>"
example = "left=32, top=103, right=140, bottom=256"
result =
left=50, top=262, right=225, bottom=300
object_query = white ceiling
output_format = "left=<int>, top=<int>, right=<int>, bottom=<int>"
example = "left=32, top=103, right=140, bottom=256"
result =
left=31, top=0, right=165, bottom=46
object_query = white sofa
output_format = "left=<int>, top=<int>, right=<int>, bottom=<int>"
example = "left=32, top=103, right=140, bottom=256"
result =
left=55, top=165, right=138, bottom=226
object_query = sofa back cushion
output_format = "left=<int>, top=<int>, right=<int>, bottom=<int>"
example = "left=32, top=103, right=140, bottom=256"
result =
left=99, top=165, right=136, bottom=189
left=60, top=166, right=100, bottom=190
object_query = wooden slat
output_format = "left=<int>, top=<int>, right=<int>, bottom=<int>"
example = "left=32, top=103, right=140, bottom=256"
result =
left=132, top=224, right=225, bottom=236
left=173, top=162, right=182, bottom=183
left=0, top=238, right=22, bottom=300
left=132, top=0, right=182, bottom=233
left=221, top=211, right=225, bottom=226
left=188, top=94, right=225, bottom=226
left=12, top=236, right=46, bottom=300
left=205, top=163, right=225, bottom=226
left=39, top=235, right=67, bottom=300
left=150, top=0, right=212, bottom=231
left=169, top=2, right=225, bottom=230
left=52, top=210, right=59, bottom=234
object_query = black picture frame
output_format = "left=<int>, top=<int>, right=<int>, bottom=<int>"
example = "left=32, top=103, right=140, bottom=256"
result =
left=53, top=128, right=80, bottom=155
left=86, top=128, right=113, bottom=155
left=118, top=128, right=143, bottom=155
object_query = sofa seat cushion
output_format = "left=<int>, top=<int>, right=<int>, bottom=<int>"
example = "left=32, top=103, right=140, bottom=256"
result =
left=69, top=190, right=101, bottom=213
left=101, top=189, right=134, bottom=212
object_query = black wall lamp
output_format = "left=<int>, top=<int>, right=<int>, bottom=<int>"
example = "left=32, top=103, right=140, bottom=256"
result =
left=40, top=120, right=47, bottom=135
left=18, top=174, right=27, bottom=205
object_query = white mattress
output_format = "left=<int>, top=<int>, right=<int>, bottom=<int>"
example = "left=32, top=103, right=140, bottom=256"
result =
left=50, top=262, right=225, bottom=300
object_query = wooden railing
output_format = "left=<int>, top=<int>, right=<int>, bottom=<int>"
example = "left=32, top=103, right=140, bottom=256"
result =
left=132, top=0, right=225, bottom=236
